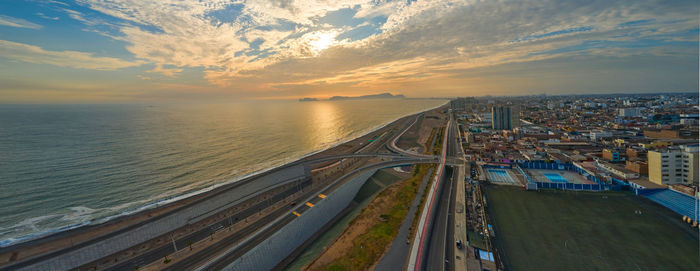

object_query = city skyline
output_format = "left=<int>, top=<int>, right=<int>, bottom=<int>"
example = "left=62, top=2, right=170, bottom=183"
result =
left=1, top=0, right=698, bottom=103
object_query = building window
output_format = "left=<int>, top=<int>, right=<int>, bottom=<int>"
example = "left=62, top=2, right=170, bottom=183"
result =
left=662, top=155, right=669, bottom=158
left=662, top=165, right=668, bottom=167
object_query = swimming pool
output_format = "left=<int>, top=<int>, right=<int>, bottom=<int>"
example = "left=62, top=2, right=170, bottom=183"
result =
left=543, top=172, right=568, bottom=183
left=490, top=169, right=508, bottom=176
left=488, top=169, right=515, bottom=184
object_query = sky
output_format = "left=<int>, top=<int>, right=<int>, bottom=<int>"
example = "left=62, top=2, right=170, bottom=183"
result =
left=0, top=0, right=698, bottom=103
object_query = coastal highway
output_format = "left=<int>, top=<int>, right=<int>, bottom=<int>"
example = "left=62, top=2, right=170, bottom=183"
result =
left=1, top=154, right=407, bottom=271
left=1, top=152, right=406, bottom=271
left=199, top=158, right=438, bottom=270
left=104, top=178, right=313, bottom=271
left=424, top=113, right=459, bottom=271
left=407, top=112, right=451, bottom=271
left=424, top=166, right=456, bottom=271
left=409, top=110, right=461, bottom=271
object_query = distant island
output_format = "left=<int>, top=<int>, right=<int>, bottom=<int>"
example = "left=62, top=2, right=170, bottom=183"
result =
left=329, top=93, right=405, bottom=100
left=299, top=92, right=405, bottom=102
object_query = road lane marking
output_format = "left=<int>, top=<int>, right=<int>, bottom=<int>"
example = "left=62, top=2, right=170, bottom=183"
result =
left=318, top=194, right=326, bottom=198
left=305, top=202, right=315, bottom=207
left=292, top=211, right=301, bottom=217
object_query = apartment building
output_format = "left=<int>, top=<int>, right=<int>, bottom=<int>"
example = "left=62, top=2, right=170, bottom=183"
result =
left=491, top=106, right=520, bottom=130
left=648, top=145, right=699, bottom=185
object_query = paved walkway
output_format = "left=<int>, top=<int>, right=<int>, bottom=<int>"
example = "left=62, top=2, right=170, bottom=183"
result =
left=374, top=168, right=433, bottom=271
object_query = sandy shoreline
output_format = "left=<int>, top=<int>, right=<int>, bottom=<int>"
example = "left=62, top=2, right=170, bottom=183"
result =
left=0, top=100, right=448, bottom=266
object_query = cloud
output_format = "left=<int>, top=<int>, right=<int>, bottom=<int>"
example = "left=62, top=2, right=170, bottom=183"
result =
left=240, top=0, right=366, bottom=25
left=0, top=40, right=142, bottom=70
left=76, top=1, right=694, bottom=77
left=0, top=15, right=42, bottom=29
left=254, top=0, right=699, bottom=89
left=4, top=0, right=695, bottom=100
left=35, top=12, right=60, bottom=20
left=147, top=64, right=183, bottom=77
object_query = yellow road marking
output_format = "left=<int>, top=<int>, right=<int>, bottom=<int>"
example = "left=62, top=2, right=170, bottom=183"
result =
left=292, top=211, right=301, bottom=217
left=318, top=194, right=327, bottom=198
left=305, top=202, right=315, bottom=207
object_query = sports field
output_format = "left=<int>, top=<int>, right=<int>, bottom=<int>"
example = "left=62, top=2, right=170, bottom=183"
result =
left=485, top=185, right=699, bottom=271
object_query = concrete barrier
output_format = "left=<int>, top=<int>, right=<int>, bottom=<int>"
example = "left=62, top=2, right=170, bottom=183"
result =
left=222, top=169, right=378, bottom=271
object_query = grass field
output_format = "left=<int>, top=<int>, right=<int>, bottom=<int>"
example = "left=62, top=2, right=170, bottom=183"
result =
left=485, top=185, right=699, bottom=271
left=284, top=169, right=404, bottom=271
left=313, top=164, right=433, bottom=270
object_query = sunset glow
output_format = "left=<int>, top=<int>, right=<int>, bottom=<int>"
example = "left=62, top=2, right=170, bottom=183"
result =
left=0, top=0, right=697, bottom=102
left=308, top=31, right=339, bottom=55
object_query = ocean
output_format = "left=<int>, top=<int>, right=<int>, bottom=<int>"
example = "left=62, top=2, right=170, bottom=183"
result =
left=0, top=99, right=446, bottom=246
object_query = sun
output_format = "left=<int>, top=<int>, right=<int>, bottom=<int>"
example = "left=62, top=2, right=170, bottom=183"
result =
left=308, top=31, right=338, bottom=54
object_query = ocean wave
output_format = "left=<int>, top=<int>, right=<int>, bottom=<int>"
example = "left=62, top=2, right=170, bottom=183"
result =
left=0, top=199, right=157, bottom=248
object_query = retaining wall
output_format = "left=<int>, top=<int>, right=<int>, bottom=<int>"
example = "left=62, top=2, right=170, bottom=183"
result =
left=223, top=169, right=378, bottom=271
